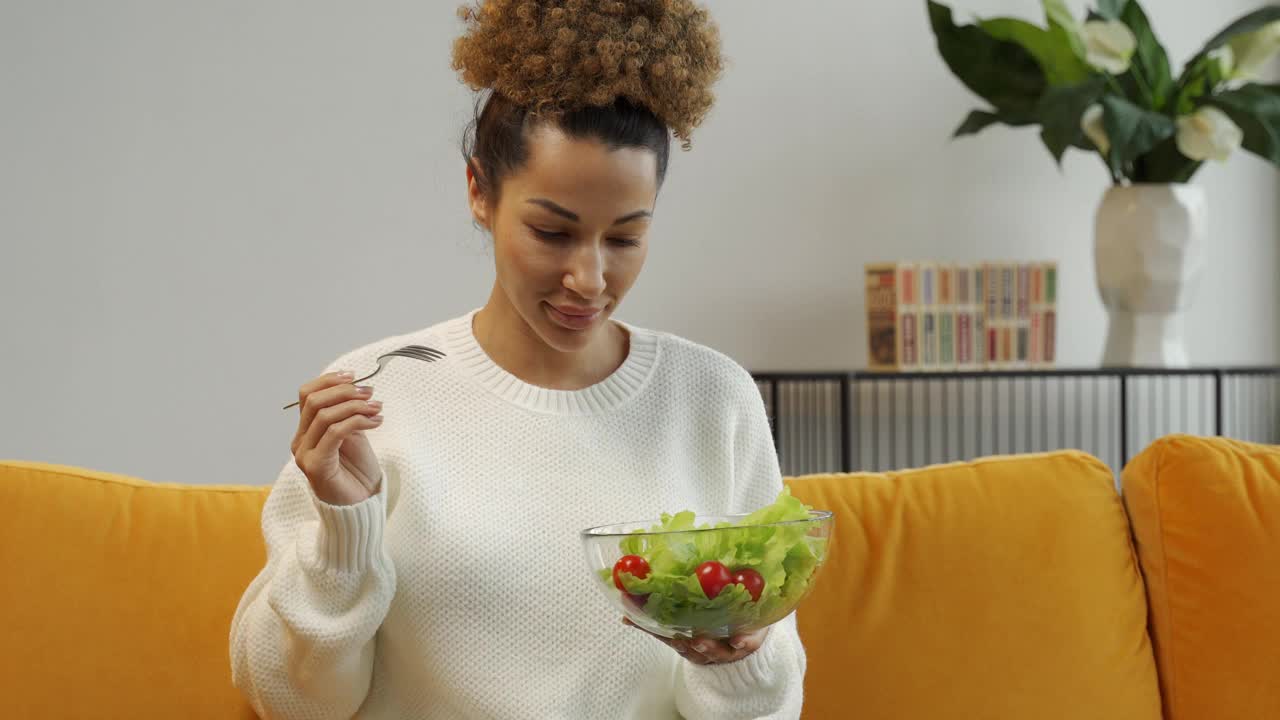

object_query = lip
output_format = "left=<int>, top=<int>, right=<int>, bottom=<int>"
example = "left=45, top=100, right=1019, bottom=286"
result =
left=546, top=302, right=604, bottom=330
left=552, top=304, right=604, bottom=317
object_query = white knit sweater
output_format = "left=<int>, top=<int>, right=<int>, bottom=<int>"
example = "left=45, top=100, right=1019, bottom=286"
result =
left=230, top=309, right=807, bottom=719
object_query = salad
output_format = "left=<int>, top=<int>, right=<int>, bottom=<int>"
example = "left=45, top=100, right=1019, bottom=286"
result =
left=596, top=487, right=827, bottom=633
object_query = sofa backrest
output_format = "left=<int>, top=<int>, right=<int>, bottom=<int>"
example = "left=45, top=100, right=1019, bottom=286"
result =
left=0, top=460, right=268, bottom=718
left=2, top=450, right=1168, bottom=720
left=1123, top=435, right=1280, bottom=720
left=783, top=450, right=1162, bottom=720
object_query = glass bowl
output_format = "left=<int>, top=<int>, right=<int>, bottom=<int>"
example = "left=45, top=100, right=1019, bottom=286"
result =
left=581, top=509, right=833, bottom=640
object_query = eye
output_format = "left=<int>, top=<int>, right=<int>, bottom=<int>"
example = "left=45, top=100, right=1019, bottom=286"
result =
left=531, top=227, right=570, bottom=242
left=610, top=237, right=642, bottom=248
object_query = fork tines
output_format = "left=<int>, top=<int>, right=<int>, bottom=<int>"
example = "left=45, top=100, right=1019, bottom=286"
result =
left=391, top=345, right=446, bottom=360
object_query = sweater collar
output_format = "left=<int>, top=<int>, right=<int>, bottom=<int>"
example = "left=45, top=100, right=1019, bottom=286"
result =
left=442, top=308, right=659, bottom=415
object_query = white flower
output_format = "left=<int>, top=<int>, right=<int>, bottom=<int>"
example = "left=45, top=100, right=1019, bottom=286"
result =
left=1080, top=103, right=1110, bottom=155
left=1227, top=21, right=1280, bottom=80
left=1208, top=45, right=1235, bottom=80
left=1083, top=19, right=1137, bottom=75
left=1176, top=107, right=1244, bottom=162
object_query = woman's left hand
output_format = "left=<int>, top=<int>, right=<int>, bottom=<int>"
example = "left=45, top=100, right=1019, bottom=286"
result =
left=623, top=617, right=770, bottom=665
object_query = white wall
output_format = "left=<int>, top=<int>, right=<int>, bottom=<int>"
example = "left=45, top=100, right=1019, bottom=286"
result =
left=2, top=0, right=1277, bottom=485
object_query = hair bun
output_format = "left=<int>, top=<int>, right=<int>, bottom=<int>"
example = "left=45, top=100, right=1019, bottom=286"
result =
left=452, top=0, right=723, bottom=145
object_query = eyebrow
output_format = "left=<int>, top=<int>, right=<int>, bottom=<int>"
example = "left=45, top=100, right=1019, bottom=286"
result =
left=526, top=198, right=652, bottom=225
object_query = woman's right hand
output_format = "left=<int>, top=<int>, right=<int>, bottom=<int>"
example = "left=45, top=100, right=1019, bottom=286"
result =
left=291, top=371, right=385, bottom=506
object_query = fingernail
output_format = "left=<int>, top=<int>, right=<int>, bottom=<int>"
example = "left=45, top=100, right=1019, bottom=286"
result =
left=731, top=640, right=745, bottom=649
left=336, top=370, right=354, bottom=379
left=694, top=642, right=709, bottom=653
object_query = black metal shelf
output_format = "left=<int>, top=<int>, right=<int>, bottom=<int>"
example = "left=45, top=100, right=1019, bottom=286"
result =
left=751, top=367, right=1280, bottom=476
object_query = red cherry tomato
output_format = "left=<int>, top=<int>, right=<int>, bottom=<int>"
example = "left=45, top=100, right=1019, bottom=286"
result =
left=613, top=554, right=651, bottom=591
left=732, top=568, right=766, bottom=602
left=696, top=561, right=733, bottom=599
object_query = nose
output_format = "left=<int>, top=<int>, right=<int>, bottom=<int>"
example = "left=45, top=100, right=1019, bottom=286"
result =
left=563, top=244, right=606, bottom=299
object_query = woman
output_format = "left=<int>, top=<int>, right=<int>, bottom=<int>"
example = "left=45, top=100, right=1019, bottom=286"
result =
left=230, top=1, right=807, bottom=717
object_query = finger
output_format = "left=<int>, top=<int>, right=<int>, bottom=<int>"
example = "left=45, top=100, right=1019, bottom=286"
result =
left=295, top=374, right=368, bottom=436
left=621, top=619, right=710, bottom=662
left=679, top=645, right=715, bottom=664
left=311, top=411, right=383, bottom=460
left=726, top=630, right=766, bottom=654
left=298, top=396, right=383, bottom=455
left=688, top=638, right=736, bottom=664
left=296, top=377, right=371, bottom=439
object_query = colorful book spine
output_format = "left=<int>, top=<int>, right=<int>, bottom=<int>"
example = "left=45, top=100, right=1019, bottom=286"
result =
left=1042, top=261, right=1058, bottom=368
left=954, top=265, right=974, bottom=370
left=865, top=264, right=900, bottom=371
left=1030, top=264, right=1044, bottom=367
left=999, top=263, right=1016, bottom=369
left=937, top=264, right=956, bottom=371
left=972, top=265, right=986, bottom=369
left=920, top=262, right=939, bottom=372
left=898, top=263, right=920, bottom=371
left=982, top=262, right=998, bottom=369
left=1015, top=263, right=1031, bottom=369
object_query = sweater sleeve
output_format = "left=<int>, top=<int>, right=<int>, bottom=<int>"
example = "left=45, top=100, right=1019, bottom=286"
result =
left=229, top=455, right=397, bottom=719
left=673, top=366, right=808, bottom=719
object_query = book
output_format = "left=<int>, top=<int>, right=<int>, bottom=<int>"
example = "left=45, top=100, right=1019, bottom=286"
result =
left=982, top=262, right=999, bottom=369
left=899, top=263, right=921, bottom=371
left=865, top=263, right=900, bottom=371
left=972, top=265, right=986, bottom=369
left=937, top=264, right=957, bottom=371
left=954, top=265, right=973, bottom=370
left=1030, top=264, right=1044, bottom=367
left=1042, top=261, right=1058, bottom=367
left=920, top=262, right=939, bottom=372
left=1015, top=263, right=1031, bottom=368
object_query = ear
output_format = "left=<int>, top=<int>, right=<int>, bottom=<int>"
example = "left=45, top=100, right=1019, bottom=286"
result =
left=466, top=161, right=490, bottom=231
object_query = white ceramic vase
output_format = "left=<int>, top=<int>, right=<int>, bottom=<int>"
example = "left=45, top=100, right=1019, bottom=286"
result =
left=1094, top=184, right=1207, bottom=367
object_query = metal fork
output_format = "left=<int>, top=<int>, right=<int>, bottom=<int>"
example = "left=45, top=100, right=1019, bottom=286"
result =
left=282, top=344, right=446, bottom=410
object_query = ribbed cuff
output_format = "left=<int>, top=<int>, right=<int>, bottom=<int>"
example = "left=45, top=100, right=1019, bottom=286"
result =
left=309, top=472, right=386, bottom=573
left=692, top=626, right=785, bottom=692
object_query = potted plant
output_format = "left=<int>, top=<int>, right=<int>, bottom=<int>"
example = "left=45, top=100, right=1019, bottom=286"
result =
left=927, top=0, right=1280, bottom=366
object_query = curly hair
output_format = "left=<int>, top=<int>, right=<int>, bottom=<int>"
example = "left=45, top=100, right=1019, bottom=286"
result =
left=451, top=0, right=724, bottom=147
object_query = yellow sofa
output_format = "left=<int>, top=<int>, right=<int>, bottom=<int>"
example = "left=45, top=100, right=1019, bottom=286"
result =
left=2, top=434, right=1277, bottom=719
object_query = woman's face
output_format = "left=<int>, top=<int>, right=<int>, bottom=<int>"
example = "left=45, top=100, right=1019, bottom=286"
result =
left=468, top=125, right=658, bottom=353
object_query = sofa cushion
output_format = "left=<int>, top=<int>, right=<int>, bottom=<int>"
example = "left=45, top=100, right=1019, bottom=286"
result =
left=1123, top=435, right=1280, bottom=720
left=0, top=460, right=268, bottom=718
left=784, top=451, right=1162, bottom=720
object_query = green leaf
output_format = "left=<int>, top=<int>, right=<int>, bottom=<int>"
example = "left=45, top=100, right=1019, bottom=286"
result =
left=1190, top=6, right=1280, bottom=65
left=1043, top=0, right=1086, bottom=59
left=1096, top=0, right=1128, bottom=21
left=1036, top=76, right=1108, bottom=163
left=1204, top=83, right=1280, bottom=167
left=1173, top=51, right=1232, bottom=116
left=607, top=488, right=823, bottom=633
left=1138, top=136, right=1202, bottom=184
left=953, top=110, right=1002, bottom=137
left=927, top=1, right=1048, bottom=118
left=1099, top=94, right=1176, bottom=179
left=1119, top=0, right=1174, bottom=110
left=979, top=17, right=1093, bottom=86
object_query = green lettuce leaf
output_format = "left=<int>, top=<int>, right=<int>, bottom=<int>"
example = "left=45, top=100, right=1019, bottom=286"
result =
left=599, top=487, right=826, bottom=634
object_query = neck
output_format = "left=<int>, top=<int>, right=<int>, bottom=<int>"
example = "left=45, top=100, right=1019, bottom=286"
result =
left=472, top=286, right=629, bottom=391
